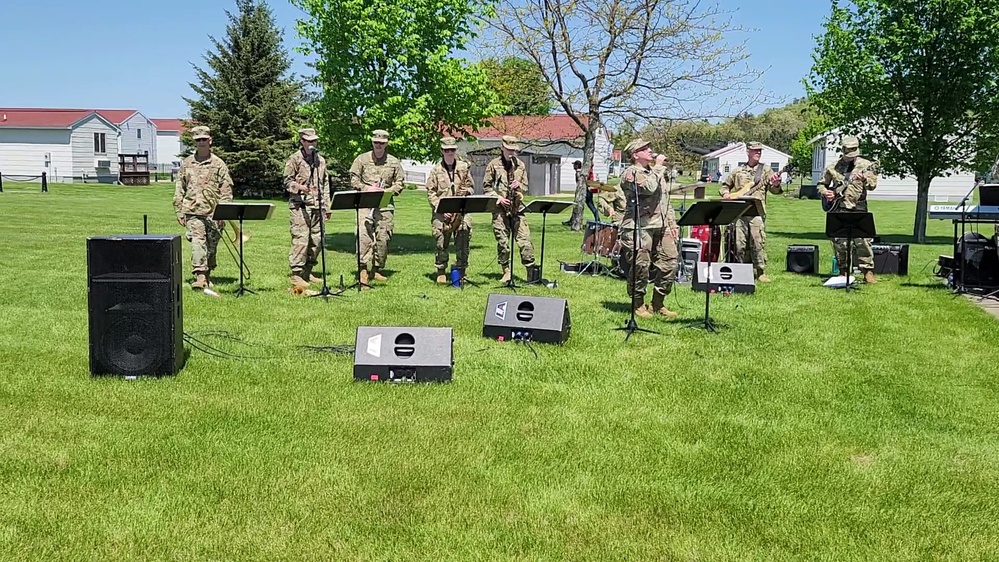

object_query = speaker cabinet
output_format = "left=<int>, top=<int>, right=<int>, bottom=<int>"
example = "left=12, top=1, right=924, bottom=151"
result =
left=957, top=234, right=999, bottom=288
left=872, top=243, right=909, bottom=275
left=353, top=326, right=453, bottom=383
left=482, top=294, right=570, bottom=344
left=786, top=244, right=819, bottom=274
left=691, top=261, right=756, bottom=294
left=87, top=235, right=184, bottom=377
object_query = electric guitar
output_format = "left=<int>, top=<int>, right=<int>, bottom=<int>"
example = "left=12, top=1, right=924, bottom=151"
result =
left=727, top=166, right=780, bottom=198
left=821, top=160, right=879, bottom=212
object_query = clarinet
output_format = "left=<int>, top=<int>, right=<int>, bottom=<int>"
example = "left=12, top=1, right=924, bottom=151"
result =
left=506, top=161, right=523, bottom=216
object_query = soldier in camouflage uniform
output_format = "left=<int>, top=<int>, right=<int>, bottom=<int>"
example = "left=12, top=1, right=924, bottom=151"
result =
left=817, top=135, right=880, bottom=284
left=173, top=125, right=233, bottom=290
left=284, top=128, right=329, bottom=289
left=596, top=183, right=627, bottom=225
left=349, top=129, right=405, bottom=285
left=719, top=141, right=783, bottom=282
left=483, top=135, right=537, bottom=283
left=426, top=136, right=474, bottom=284
left=619, top=138, right=679, bottom=319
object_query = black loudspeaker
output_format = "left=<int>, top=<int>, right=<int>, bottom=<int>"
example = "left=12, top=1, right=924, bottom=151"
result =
left=958, top=233, right=999, bottom=288
left=353, top=326, right=453, bottom=383
left=691, top=261, right=756, bottom=294
left=872, top=243, right=910, bottom=275
left=786, top=244, right=819, bottom=274
left=87, top=235, right=184, bottom=377
left=482, top=294, right=570, bottom=344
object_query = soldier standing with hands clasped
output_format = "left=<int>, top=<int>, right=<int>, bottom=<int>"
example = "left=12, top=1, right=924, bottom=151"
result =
left=173, top=125, right=233, bottom=291
left=350, top=129, right=405, bottom=286
left=284, top=127, right=329, bottom=290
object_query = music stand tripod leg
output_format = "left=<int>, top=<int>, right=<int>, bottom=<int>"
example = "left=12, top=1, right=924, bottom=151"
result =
left=234, top=214, right=255, bottom=297
left=337, top=204, right=373, bottom=294
left=308, top=188, right=340, bottom=300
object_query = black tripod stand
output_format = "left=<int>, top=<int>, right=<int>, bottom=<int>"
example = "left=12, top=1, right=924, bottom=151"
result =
left=678, top=200, right=749, bottom=332
left=211, top=202, right=274, bottom=297
left=330, top=189, right=389, bottom=293
left=613, top=176, right=661, bottom=341
left=524, top=199, right=573, bottom=287
left=825, top=211, right=876, bottom=293
left=303, top=153, right=339, bottom=300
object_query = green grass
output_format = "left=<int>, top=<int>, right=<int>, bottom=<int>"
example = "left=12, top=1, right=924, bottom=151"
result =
left=1, top=181, right=998, bottom=561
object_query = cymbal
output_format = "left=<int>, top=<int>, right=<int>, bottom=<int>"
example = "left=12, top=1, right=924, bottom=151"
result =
left=670, top=182, right=704, bottom=195
left=586, top=180, right=618, bottom=192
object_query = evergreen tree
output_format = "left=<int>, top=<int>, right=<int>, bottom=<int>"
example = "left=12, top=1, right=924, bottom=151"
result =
left=183, top=0, right=306, bottom=197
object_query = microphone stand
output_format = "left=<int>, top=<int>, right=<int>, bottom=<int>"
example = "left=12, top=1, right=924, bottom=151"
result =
left=308, top=147, right=339, bottom=301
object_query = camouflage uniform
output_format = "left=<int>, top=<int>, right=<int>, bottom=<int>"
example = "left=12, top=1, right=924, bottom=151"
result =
left=172, top=126, right=233, bottom=288
left=619, top=163, right=679, bottom=302
left=349, top=131, right=405, bottom=276
left=427, top=140, right=474, bottom=280
left=284, top=130, right=328, bottom=285
left=596, top=185, right=627, bottom=225
left=483, top=150, right=535, bottom=275
left=817, top=136, right=879, bottom=278
left=719, top=144, right=783, bottom=278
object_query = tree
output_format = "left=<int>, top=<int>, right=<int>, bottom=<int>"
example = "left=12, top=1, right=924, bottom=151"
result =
left=478, top=57, right=554, bottom=115
left=291, top=0, right=504, bottom=167
left=486, top=0, right=767, bottom=230
left=806, top=0, right=999, bottom=243
left=184, top=0, right=306, bottom=197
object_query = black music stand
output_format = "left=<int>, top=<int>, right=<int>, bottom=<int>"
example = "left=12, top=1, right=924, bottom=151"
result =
left=524, top=199, right=574, bottom=287
left=678, top=200, right=749, bottom=332
left=825, top=212, right=876, bottom=293
left=330, top=190, right=393, bottom=293
left=435, top=195, right=498, bottom=288
left=211, top=202, right=274, bottom=297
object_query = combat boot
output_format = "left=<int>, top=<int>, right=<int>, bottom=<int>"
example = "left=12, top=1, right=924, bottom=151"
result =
left=436, top=268, right=448, bottom=284
left=757, top=274, right=772, bottom=283
left=499, top=266, right=512, bottom=284
left=650, top=292, right=678, bottom=319
left=191, top=272, right=207, bottom=290
left=290, top=271, right=310, bottom=289
left=303, top=265, right=323, bottom=284
left=632, top=296, right=653, bottom=319
left=864, top=270, right=877, bottom=284
left=372, top=268, right=388, bottom=282
left=359, top=268, right=370, bottom=290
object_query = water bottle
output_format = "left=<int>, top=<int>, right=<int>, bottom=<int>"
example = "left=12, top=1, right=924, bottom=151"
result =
left=831, top=255, right=839, bottom=275
left=451, top=267, right=462, bottom=288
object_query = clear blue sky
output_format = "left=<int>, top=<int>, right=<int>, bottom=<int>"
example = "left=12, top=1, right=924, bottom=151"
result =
left=0, top=0, right=828, bottom=120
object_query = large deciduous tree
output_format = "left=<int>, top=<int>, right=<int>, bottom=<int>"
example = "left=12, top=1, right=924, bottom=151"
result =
left=807, top=0, right=999, bottom=243
left=184, top=0, right=305, bottom=197
left=291, top=0, right=503, bottom=168
left=487, top=0, right=765, bottom=230
left=478, top=57, right=554, bottom=115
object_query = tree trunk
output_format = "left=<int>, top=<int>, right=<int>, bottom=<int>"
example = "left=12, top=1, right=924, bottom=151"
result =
left=912, top=174, right=932, bottom=243
left=568, top=122, right=598, bottom=232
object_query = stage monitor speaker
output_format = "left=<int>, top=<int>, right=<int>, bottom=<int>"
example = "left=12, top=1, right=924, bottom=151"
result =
left=872, top=243, right=909, bottom=275
left=958, top=233, right=999, bottom=288
left=87, top=235, right=184, bottom=377
left=353, top=326, right=453, bottom=383
left=680, top=238, right=702, bottom=271
left=482, top=294, right=570, bottom=344
left=691, top=261, right=756, bottom=294
left=786, top=244, right=819, bottom=274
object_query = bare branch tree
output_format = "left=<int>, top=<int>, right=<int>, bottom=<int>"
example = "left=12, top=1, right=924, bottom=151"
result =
left=483, top=0, right=771, bottom=230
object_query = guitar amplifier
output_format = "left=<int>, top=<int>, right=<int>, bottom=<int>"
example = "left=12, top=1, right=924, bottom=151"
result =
left=691, top=261, right=756, bottom=294
left=786, top=244, right=819, bottom=274
left=872, top=243, right=909, bottom=275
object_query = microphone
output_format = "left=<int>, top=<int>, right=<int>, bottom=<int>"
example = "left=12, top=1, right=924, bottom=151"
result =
left=308, top=145, right=317, bottom=153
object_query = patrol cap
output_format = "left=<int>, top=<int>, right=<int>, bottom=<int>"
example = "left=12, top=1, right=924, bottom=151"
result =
left=371, top=129, right=389, bottom=142
left=746, top=141, right=763, bottom=150
left=440, top=136, right=458, bottom=150
left=624, top=138, right=651, bottom=158
left=299, top=128, right=319, bottom=141
left=841, top=136, right=860, bottom=157
left=191, top=126, right=211, bottom=140
left=501, top=135, right=520, bottom=150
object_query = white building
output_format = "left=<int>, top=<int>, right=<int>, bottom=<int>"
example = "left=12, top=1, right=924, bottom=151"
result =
left=0, top=108, right=121, bottom=182
left=809, top=128, right=975, bottom=201
left=701, top=142, right=791, bottom=182
left=97, top=110, right=158, bottom=163
left=151, top=119, right=188, bottom=167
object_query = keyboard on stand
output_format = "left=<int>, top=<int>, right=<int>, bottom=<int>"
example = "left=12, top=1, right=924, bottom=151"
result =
left=928, top=205, right=999, bottom=221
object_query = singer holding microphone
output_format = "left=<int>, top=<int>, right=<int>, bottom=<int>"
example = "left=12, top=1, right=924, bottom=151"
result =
left=284, top=128, right=330, bottom=290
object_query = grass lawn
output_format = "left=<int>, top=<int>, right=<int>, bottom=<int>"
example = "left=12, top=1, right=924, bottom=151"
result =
left=1, top=181, right=998, bottom=561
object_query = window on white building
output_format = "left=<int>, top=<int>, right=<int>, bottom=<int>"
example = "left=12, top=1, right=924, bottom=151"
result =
left=93, top=133, right=106, bottom=154
left=771, top=162, right=780, bottom=172
left=137, top=129, right=142, bottom=139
